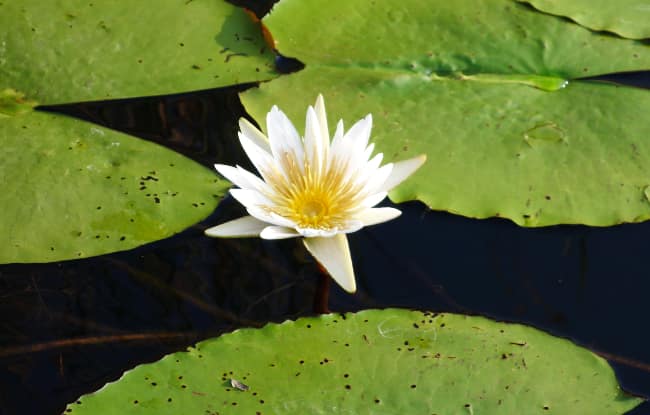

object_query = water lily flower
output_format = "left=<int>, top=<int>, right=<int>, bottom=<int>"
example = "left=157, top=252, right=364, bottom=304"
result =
left=205, top=95, right=425, bottom=293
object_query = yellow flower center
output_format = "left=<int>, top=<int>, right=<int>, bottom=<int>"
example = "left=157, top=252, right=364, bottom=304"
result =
left=300, top=198, right=327, bottom=218
left=263, top=152, right=364, bottom=230
left=290, top=192, right=331, bottom=228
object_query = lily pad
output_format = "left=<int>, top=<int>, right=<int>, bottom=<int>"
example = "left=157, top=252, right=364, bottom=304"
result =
left=518, top=0, right=650, bottom=40
left=65, top=309, right=642, bottom=414
left=0, top=89, right=37, bottom=117
left=241, top=0, right=650, bottom=226
left=0, top=110, right=228, bottom=264
left=0, top=0, right=274, bottom=263
left=0, top=0, right=275, bottom=105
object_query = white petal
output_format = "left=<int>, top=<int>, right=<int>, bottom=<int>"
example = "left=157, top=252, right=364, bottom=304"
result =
left=238, top=131, right=276, bottom=182
left=327, top=120, right=346, bottom=170
left=239, top=118, right=271, bottom=153
left=267, top=106, right=304, bottom=173
left=366, top=152, right=384, bottom=171
left=354, top=207, right=402, bottom=226
left=230, top=188, right=271, bottom=208
left=340, top=220, right=364, bottom=234
left=296, top=220, right=363, bottom=238
left=204, top=216, right=267, bottom=238
left=341, top=220, right=365, bottom=233
left=247, top=206, right=297, bottom=229
left=260, top=226, right=301, bottom=240
left=363, top=143, right=376, bottom=162
left=330, top=120, right=345, bottom=151
left=303, top=234, right=356, bottom=293
left=344, top=114, right=372, bottom=157
left=236, top=166, right=273, bottom=193
left=351, top=152, right=384, bottom=187
left=314, top=94, right=330, bottom=149
left=364, top=162, right=393, bottom=194
left=214, top=164, right=268, bottom=193
left=381, top=154, right=427, bottom=191
left=304, top=106, right=326, bottom=173
left=333, top=115, right=373, bottom=184
left=361, top=191, right=388, bottom=208
left=214, top=164, right=245, bottom=187
left=297, top=227, right=339, bottom=238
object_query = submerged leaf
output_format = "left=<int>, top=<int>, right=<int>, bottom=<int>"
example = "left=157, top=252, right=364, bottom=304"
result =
left=65, top=309, right=641, bottom=414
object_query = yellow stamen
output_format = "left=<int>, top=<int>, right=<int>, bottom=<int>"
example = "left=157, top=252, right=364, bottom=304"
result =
left=262, top=151, right=367, bottom=230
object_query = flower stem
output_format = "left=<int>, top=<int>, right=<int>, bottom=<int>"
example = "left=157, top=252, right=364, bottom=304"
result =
left=313, top=263, right=331, bottom=314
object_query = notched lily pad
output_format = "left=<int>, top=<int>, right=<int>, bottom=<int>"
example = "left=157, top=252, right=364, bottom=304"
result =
left=518, top=0, right=650, bottom=40
left=0, top=0, right=276, bottom=104
left=0, top=111, right=228, bottom=263
left=65, top=309, right=641, bottom=414
left=241, top=0, right=650, bottom=227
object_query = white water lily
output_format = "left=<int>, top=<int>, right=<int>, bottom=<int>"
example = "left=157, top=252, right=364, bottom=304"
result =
left=205, top=95, right=425, bottom=293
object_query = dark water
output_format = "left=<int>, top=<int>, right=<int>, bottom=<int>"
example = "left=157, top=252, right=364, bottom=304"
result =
left=2, top=5, right=650, bottom=414
left=3, top=76, right=650, bottom=414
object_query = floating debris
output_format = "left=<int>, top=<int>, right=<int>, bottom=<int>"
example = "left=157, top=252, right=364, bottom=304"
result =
left=230, top=378, right=249, bottom=391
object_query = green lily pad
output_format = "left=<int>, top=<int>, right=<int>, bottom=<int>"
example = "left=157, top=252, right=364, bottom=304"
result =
left=0, top=110, right=228, bottom=264
left=0, top=0, right=275, bottom=105
left=241, top=0, right=650, bottom=227
left=518, top=0, right=650, bottom=40
left=65, top=309, right=642, bottom=414
left=0, top=0, right=273, bottom=263
left=243, top=71, right=650, bottom=227
left=0, top=89, right=37, bottom=117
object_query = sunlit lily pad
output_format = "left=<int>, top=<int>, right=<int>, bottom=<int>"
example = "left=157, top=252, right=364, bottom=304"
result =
left=65, top=309, right=642, bottom=414
left=518, top=0, right=650, bottom=39
left=0, top=89, right=37, bottom=117
left=241, top=0, right=650, bottom=226
left=0, top=0, right=275, bottom=105
left=0, top=0, right=274, bottom=262
left=0, top=111, right=228, bottom=264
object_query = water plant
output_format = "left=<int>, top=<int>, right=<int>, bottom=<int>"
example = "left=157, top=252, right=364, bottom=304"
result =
left=0, top=0, right=648, bottom=413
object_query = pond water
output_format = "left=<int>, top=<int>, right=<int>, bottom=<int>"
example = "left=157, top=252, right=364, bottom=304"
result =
left=2, top=74, right=650, bottom=414
left=1, top=17, right=650, bottom=414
